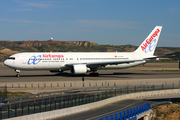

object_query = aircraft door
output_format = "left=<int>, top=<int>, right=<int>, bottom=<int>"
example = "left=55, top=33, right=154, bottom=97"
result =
left=22, top=56, right=27, bottom=64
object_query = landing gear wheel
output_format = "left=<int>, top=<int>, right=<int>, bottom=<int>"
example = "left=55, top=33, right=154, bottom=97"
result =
left=15, top=69, right=20, bottom=77
left=16, top=74, right=20, bottom=77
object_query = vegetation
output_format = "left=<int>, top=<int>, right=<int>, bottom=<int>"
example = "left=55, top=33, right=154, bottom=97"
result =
left=0, top=86, right=32, bottom=99
left=0, top=40, right=180, bottom=61
left=154, top=103, right=180, bottom=120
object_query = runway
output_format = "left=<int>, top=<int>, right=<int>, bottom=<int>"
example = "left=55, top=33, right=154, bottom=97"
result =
left=0, top=63, right=180, bottom=93
left=0, top=63, right=180, bottom=82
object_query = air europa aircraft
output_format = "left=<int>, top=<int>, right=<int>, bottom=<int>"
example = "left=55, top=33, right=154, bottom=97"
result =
left=4, top=26, right=162, bottom=77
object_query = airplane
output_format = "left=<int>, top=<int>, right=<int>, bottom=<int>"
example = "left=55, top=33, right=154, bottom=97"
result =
left=4, top=26, right=162, bottom=77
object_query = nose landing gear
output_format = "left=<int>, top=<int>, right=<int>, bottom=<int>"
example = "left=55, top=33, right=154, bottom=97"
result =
left=15, top=69, right=20, bottom=77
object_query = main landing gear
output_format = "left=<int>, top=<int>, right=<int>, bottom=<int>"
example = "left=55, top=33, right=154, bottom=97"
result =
left=15, top=69, right=20, bottom=77
left=90, top=72, right=99, bottom=76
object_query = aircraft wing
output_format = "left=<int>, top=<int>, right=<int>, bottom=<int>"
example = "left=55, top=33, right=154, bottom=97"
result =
left=65, top=60, right=144, bottom=68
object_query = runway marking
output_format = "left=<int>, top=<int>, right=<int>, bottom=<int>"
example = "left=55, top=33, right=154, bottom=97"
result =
left=85, top=100, right=143, bottom=120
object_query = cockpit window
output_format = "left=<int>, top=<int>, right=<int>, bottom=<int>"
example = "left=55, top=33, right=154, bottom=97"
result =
left=8, top=57, right=15, bottom=60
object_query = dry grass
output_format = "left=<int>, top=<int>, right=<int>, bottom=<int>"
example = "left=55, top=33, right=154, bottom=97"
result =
left=130, top=63, right=179, bottom=70
left=0, top=63, right=4, bottom=66
left=0, top=49, right=19, bottom=55
left=5, top=91, right=32, bottom=98
left=154, top=103, right=180, bottom=120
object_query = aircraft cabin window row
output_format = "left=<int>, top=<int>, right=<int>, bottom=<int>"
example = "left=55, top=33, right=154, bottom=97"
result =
left=29, top=58, right=51, bottom=60
left=80, top=58, right=128, bottom=60
left=53, top=58, right=64, bottom=60
left=28, top=57, right=128, bottom=61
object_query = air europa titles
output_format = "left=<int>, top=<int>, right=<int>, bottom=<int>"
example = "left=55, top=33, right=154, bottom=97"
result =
left=141, top=29, right=160, bottom=51
left=43, top=54, right=64, bottom=58
left=28, top=54, right=64, bottom=65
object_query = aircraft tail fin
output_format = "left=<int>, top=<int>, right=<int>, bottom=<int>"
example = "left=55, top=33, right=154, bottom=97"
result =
left=134, top=26, right=162, bottom=56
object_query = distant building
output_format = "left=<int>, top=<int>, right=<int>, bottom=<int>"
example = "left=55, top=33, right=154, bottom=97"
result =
left=48, top=37, right=53, bottom=41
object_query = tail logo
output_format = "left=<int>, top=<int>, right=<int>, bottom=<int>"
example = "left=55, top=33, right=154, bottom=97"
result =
left=144, top=39, right=156, bottom=53
left=141, top=29, right=160, bottom=52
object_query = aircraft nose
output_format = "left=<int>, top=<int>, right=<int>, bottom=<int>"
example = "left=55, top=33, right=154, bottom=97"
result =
left=3, top=60, right=8, bottom=66
left=3, top=60, right=11, bottom=67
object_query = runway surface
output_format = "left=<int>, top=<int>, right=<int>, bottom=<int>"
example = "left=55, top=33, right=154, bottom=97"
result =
left=0, top=65, right=180, bottom=82
left=0, top=63, right=180, bottom=92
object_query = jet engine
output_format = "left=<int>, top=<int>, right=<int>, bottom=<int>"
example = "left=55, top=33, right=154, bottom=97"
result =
left=71, top=64, right=90, bottom=74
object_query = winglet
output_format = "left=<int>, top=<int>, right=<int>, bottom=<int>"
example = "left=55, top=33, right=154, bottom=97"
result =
left=134, top=26, right=162, bottom=55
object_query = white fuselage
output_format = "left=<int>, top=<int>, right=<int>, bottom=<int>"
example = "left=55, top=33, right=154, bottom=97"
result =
left=4, top=52, right=146, bottom=71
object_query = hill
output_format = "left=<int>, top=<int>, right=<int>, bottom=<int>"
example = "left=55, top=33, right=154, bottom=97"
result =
left=0, top=40, right=180, bottom=61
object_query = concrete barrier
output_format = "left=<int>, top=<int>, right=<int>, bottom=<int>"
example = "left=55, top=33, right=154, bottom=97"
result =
left=7, top=89, right=180, bottom=120
left=137, top=110, right=153, bottom=120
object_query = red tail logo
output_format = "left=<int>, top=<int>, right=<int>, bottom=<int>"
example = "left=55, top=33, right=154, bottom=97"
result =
left=141, top=29, right=160, bottom=51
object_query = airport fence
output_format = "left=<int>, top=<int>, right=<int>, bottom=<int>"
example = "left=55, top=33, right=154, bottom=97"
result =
left=2, top=81, right=119, bottom=88
left=96, top=103, right=151, bottom=120
left=2, top=80, right=180, bottom=89
left=0, top=83, right=180, bottom=119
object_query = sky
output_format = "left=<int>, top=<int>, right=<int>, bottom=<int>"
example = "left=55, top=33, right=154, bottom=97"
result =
left=0, top=0, right=180, bottom=47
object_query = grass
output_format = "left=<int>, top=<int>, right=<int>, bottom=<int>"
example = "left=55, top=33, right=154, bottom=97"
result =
left=0, top=63, right=4, bottom=66
left=148, top=70, right=180, bottom=72
left=0, top=91, right=32, bottom=99
left=6, top=91, right=32, bottom=98
left=155, top=61, right=179, bottom=63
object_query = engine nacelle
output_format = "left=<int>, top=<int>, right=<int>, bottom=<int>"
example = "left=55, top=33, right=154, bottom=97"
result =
left=71, top=65, right=89, bottom=74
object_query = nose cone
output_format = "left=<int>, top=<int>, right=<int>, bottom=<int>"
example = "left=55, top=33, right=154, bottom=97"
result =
left=4, top=59, right=16, bottom=69
left=3, top=60, right=12, bottom=68
left=3, top=60, right=8, bottom=66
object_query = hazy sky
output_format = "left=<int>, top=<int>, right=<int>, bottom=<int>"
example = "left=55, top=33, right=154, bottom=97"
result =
left=0, top=0, right=180, bottom=47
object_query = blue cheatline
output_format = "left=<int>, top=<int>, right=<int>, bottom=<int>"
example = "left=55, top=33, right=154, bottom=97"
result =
left=96, top=103, right=151, bottom=120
